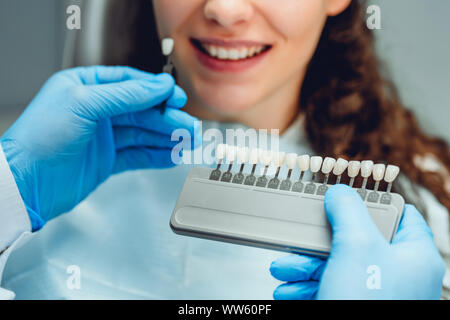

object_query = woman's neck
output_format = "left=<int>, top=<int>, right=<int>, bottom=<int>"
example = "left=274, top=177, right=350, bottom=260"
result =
left=184, top=73, right=304, bottom=134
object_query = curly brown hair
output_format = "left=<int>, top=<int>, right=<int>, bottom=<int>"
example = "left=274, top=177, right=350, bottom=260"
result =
left=300, top=1, right=450, bottom=212
left=102, top=0, right=450, bottom=213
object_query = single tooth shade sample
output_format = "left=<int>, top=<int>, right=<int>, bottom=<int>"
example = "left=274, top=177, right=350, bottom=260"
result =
left=259, top=150, right=274, bottom=167
left=249, top=148, right=259, bottom=164
left=297, top=155, right=311, bottom=171
left=285, top=153, right=298, bottom=170
left=347, top=161, right=361, bottom=178
left=226, top=145, right=237, bottom=162
left=237, top=147, right=249, bottom=164
left=273, top=152, right=286, bottom=167
left=162, top=38, right=175, bottom=56
left=310, top=156, right=323, bottom=173
left=373, top=164, right=386, bottom=181
left=322, top=157, right=336, bottom=174
left=384, top=165, right=400, bottom=183
left=216, top=144, right=226, bottom=160
left=361, top=160, right=374, bottom=178
left=333, top=158, right=349, bottom=175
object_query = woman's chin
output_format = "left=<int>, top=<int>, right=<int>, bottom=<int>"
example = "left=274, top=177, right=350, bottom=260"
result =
left=195, top=89, right=261, bottom=115
left=200, top=98, right=255, bottom=116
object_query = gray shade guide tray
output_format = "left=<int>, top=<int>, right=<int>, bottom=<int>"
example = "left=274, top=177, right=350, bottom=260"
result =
left=171, top=167, right=404, bottom=257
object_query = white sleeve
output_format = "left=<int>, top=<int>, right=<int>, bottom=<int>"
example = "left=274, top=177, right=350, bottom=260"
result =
left=0, top=144, right=33, bottom=300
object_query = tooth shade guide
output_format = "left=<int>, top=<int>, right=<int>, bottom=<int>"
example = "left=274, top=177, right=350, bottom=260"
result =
left=274, top=166, right=281, bottom=179
left=334, top=159, right=348, bottom=184
left=160, top=38, right=175, bottom=113
left=268, top=161, right=283, bottom=189
left=285, top=168, right=293, bottom=180
left=244, top=164, right=257, bottom=186
left=227, top=145, right=238, bottom=169
left=254, top=149, right=272, bottom=188
left=308, top=156, right=323, bottom=185
left=372, top=164, right=386, bottom=192
left=304, top=156, right=321, bottom=194
left=366, top=164, right=386, bottom=203
left=320, top=157, right=336, bottom=186
left=347, top=161, right=361, bottom=187
left=161, top=38, right=175, bottom=74
left=209, top=144, right=400, bottom=203
left=162, top=38, right=175, bottom=56
left=232, top=165, right=246, bottom=185
left=297, top=155, right=311, bottom=172
left=384, top=165, right=400, bottom=195
left=272, top=152, right=286, bottom=180
left=173, top=166, right=405, bottom=257
left=209, top=144, right=226, bottom=180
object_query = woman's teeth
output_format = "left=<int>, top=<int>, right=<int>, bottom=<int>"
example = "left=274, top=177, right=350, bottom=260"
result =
left=201, top=44, right=266, bottom=60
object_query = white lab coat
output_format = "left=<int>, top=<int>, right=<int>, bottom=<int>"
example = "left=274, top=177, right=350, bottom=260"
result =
left=0, top=119, right=449, bottom=299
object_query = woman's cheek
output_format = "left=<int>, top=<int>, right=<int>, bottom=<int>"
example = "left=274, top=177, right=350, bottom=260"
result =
left=259, top=0, right=327, bottom=39
left=265, top=2, right=327, bottom=71
left=153, top=0, right=200, bottom=36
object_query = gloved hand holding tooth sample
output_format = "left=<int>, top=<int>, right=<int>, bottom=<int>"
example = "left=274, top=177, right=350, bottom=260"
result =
left=170, top=144, right=406, bottom=256
left=0, top=66, right=199, bottom=231
left=159, top=38, right=176, bottom=114
left=270, top=186, right=446, bottom=300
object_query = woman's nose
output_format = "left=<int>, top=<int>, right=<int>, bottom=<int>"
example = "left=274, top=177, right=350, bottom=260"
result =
left=204, top=0, right=254, bottom=28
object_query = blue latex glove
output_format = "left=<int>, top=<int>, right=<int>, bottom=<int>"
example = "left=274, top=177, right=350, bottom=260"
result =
left=1, top=66, right=200, bottom=231
left=270, top=184, right=446, bottom=300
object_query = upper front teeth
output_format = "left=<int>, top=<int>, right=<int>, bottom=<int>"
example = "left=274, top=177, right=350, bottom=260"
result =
left=202, top=44, right=265, bottom=60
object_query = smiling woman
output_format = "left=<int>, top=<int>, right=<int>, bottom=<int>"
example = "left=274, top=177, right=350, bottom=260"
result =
left=152, top=0, right=342, bottom=126
left=102, top=0, right=450, bottom=214
left=1, top=0, right=448, bottom=300
left=101, top=0, right=449, bottom=298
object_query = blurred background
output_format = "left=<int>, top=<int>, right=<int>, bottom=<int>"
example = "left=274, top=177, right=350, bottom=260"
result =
left=0, top=0, right=449, bottom=140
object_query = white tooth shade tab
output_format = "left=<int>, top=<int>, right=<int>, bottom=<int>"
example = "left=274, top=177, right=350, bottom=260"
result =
left=321, top=157, right=336, bottom=174
left=372, top=164, right=386, bottom=181
left=162, top=38, right=175, bottom=56
left=249, top=148, right=259, bottom=165
left=360, top=160, right=374, bottom=178
left=285, top=153, right=298, bottom=170
left=259, top=149, right=274, bottom=166
left=333, top=158, right=349, bottom=175
left=216, top=144, right=226, bottom=160
left=226, top=145, right=237, bottom=162
left=273, top=152, right=286, bottom=167
left=384, top=165, right=400, bottom=183
left=237, top=147, right=249, bottom=164
left=347, top=161, right=361, bottom=178
left=297, top=155, right=311, bottom=172
left=310, top=156, right=323, bottom=173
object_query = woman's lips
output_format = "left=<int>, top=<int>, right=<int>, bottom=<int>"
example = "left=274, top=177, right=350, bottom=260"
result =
left=193, top=37, right=271, bottom=48
left=190, top=38, right=272, bottom=73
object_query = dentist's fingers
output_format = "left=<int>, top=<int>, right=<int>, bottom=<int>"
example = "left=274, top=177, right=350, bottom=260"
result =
left=273, top=281, right=319, bottom=300
left=71, top=73, right=177, bottom=120
left=392, top=204, right=434, bottom=244
left=113, top=147, right=176, bottom=174
left=270, top=255, right=325, bottom=282
left=70, top=65, right=158, bottom=85
left=113, top=127, right=181, bottom=150
left=324, top=185, right=385, bottom=248
left=165, top=85, right=188, bottom=109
